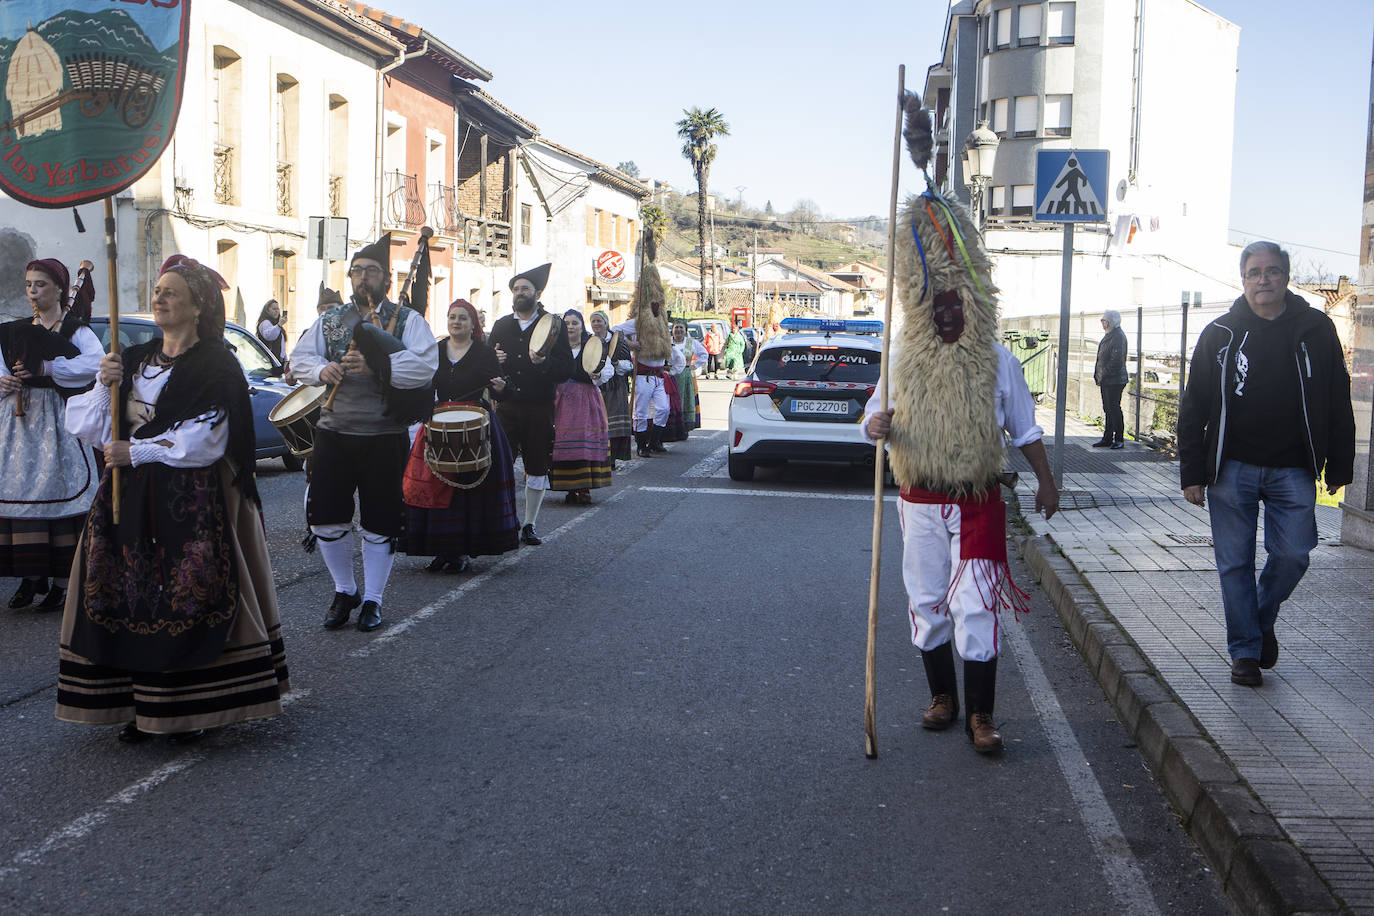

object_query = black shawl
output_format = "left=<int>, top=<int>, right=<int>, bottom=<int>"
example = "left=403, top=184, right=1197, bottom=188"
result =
left=120, top=338, right=259, bottom=505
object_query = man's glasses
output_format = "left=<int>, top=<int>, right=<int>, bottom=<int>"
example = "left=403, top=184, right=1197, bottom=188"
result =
left=348, top=265, right=385, bottom=279
left=1243, top=267, right=1286, bottom=282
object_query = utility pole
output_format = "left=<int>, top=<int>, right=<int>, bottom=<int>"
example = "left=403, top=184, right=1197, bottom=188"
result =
left=709, top=197, right=718, bottom=312
left=752, top=230, right=759, bottom=328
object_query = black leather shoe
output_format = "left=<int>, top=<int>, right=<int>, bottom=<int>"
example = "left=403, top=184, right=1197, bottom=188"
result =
left=35, top=586, right=64, bottom=612
left=8, top=577, right=48, bottom=609
left=1230, top=657, right=1262, bottom=687
left=118, top=721, right=152, bottom=744
left=1090, top=439, right=1112, bottom=448
left=521, top=524, right=542, bottom=546
left=446, top=556, right=470, bottom=574
left=1260, top=630, right=1279, bottom=669
left=356, top=600, right=382, bottom=632
left=425, top=557, right=448, bottom=573
left=323, top=591, right=361, bottom=629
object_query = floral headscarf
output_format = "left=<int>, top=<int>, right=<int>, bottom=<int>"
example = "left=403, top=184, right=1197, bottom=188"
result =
left=158, top=255, right=230, bottom=340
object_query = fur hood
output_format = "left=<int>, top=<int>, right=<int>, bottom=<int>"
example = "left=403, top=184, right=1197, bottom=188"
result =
left=631, top=229, right=671, bottom=362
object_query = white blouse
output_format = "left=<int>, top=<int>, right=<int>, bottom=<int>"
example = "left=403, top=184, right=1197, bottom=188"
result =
left=0, top=325, right=102, bottom=388
left=66, top=364, right=229, bottom=468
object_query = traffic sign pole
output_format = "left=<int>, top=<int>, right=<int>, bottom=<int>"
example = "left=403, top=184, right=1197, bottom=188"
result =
left=1053, top=223, right=1073, bottom=488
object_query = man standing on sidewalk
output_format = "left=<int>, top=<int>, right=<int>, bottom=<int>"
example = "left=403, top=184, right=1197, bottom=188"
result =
left=1177, top=241, right=1354, bottom=687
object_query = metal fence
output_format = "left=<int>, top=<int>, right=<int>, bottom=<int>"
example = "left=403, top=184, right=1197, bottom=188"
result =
left=1000, top=298, right=1234, bottom=446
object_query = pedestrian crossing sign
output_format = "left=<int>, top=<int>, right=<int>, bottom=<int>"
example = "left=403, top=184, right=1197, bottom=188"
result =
left=1035, top=149, right=1109, bottom=223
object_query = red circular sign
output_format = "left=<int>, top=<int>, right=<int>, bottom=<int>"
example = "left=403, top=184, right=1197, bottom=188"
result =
left=595, top=250, right=625, bottom=282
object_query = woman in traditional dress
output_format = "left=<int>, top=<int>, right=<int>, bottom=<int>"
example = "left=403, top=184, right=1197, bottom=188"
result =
left=57, top=255, right=287, bottom=745
left=549, top=310, right=614, bottom=504
left=402, top=300, right=519, bottom=573
left=589, top=310, right=633, bottom=464
left=662, top=329, right=689, bottom=442
left=0, top=259, right=101, bottom=611
left=671, top=321, right=705, bottom=431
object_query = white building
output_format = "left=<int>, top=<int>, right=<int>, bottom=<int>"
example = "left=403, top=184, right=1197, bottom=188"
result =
left=924, top=0, right=1243, bottom=318
left=516, top=138, right=648, bottom=324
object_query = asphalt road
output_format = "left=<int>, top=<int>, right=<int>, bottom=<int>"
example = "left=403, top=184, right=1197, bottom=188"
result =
left=0, top=380, right=1232, bottom=914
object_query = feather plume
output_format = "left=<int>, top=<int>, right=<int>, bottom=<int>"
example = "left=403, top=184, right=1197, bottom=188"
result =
left=902, top=91, right=934, bottom=173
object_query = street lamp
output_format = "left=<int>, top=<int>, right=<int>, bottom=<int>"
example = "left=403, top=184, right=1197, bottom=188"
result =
left=962, top=120, right=1000, bottom=228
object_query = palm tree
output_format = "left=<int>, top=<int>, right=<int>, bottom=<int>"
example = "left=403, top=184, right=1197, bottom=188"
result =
left=676, top=107, right=729, bottom=311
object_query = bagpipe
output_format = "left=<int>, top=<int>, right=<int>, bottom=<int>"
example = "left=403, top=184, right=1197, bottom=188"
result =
left=2, top=260, right=95, bottom=417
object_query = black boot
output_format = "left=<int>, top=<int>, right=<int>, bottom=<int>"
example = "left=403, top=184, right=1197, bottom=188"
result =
left=636, top=430, right=652, bottom=458
left=8, top=577, right=48, bottom=609
left=648, top=425, right=668, bottom=453
left=920, top=642, right=959, bottom=730
left=964, top=658, right=1003, bottom=754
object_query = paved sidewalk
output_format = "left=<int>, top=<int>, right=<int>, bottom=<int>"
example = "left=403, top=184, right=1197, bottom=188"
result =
left=1011, top=410, right=1374, bottom=915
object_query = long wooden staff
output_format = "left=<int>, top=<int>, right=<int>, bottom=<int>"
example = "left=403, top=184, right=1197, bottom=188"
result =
left=865, top=64, right=905, bottom=760
left=104, top=198, right=123, bottom=523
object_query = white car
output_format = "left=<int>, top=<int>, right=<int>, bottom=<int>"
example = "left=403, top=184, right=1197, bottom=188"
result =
left=726, top=318, right=883, bottom=481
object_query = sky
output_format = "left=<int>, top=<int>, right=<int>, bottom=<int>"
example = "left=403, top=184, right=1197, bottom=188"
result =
left=380, top=0, right=1373, bottom=278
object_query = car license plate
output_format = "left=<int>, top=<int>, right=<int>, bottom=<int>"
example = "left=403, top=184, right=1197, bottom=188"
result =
left=792, top=399, right=847, bottom=415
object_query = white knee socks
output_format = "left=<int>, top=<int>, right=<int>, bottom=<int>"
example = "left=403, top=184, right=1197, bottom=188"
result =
left=314, top=525, right=356, bottom=596
left=360, top=530, right=394, bottom=605
left=525, top=485, right=545, bottom=529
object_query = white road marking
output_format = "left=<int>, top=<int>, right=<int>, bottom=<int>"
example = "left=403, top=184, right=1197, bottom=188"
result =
left=682, top=445, right=727, bottom=478
left=349, top=487, right=632, bottom=657
left=640, top=485, right=886, bottom=503
left=1001, top=622, right=1162, bottom=916
left=0, top=689, right=310, bottom=883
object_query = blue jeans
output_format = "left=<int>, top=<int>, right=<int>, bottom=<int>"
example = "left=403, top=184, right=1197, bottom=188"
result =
left=1207, top=461, right=1317, bottom=661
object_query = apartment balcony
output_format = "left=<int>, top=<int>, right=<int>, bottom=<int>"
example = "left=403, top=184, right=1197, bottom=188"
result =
left=428, top=182, right=459, bottom=235
left=383, top=170, right=426, bottom=231
left=213, top=144, right=233, bottom=205
left=458, top=213, right=511, bottom=262
left=276, top=161, right=292, bottom=216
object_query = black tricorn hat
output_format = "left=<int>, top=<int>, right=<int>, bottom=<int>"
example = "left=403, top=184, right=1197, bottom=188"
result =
left=351, top=232, right=392, bottom=266
left=508, top=262, right=551, bottom=295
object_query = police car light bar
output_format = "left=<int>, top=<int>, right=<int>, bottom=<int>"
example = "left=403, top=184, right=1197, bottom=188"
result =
left=779, top=317, right=884, bottom=335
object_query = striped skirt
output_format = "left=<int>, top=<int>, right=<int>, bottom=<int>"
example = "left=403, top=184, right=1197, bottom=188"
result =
left=55, top=465, right=288, bottom=734
left=551, top=380, right=611, bottom=491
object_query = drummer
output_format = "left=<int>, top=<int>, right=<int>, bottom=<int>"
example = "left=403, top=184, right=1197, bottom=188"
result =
left=289, top=232, right=438, bottom=633
left=402, top=300, right=519, bottom=571
left=486, top=263, right=574, bottom=547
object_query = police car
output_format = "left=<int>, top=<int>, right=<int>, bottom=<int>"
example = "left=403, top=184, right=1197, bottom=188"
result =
left=726, top=317, right=883, bottom=481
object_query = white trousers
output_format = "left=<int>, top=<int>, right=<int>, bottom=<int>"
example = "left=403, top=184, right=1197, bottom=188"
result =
left=633, top=375, right=668, bottom=431
left=898, top=499, right=1002, bottom=662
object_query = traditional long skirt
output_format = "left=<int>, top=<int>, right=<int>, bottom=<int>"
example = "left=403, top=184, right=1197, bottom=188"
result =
left=550, top=380, right=612, bottom=491
left=674, top=366, right=700, bottom=430
left=0, top=387, right=97, bottom=579
left=601, top=372, right=633, bottom=462
left=56, top=462, right=288, bottom=734
left=403, top=400, right=520, bottom=558
left=663, top=373, right=688, bottom=442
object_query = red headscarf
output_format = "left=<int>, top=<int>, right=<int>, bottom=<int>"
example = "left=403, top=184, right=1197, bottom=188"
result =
left=26, top=258, right=70, bottom=308
left=448, top=299, right=483, bottom=344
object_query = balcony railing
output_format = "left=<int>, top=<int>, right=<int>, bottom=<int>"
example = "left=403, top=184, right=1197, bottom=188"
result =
left=213, top=144, right=233, bottom=205
left=458, top=213, right=511, bottom=262
left=383, top=170, right=426, bottom=230
left=328, top=174, right=344, bottom=217
left=276, top=161, right=292, bottom=216
left=428, top=183, right=458, bottom=235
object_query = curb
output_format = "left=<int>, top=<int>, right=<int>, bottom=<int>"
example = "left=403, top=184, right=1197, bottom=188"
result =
left=1018, top=533, right=1346, bottom=915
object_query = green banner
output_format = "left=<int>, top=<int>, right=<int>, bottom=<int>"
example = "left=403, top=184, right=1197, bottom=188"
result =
left=0, top=1, right=190, bottom=208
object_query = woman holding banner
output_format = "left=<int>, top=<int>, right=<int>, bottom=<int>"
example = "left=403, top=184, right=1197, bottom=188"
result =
left=56, top=256, right=287, bottom=744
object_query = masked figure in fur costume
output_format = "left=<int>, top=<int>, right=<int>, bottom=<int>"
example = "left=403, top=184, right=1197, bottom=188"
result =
left=863, top=92, right=1059, bottom=755
left=612, top=229, right=674, bottom=457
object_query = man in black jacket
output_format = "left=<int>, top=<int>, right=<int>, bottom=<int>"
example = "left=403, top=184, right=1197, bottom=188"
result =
left=1177, top=241, right=1354, bottom=687
left=487, top=264, right=574, bottom=545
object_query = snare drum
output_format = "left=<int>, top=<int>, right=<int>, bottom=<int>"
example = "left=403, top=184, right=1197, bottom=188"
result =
left=268, top=384, right=327, bottom=458
left=580, top=335, right=605, bottom=377
left=425, top=405, right=492, bottom=488
left=528, top=313, right=560, bottom=360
